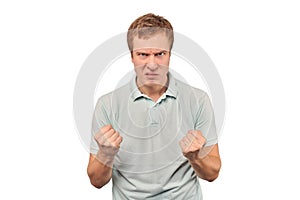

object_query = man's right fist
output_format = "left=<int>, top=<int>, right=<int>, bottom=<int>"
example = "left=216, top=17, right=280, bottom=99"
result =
left=95, top=124, right=123, bottom=149
left=94, top=124, right=123, bottom=166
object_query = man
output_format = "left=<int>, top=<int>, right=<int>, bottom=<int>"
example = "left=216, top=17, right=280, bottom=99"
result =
left=87, top=13, right=221, bottom=199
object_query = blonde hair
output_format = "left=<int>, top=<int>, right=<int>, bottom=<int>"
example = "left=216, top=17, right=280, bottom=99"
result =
left=127, top=13, right=174, bottom=51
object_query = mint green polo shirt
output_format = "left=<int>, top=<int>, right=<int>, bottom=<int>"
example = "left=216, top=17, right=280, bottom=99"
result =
left=90, top=73, right=218, bottom=200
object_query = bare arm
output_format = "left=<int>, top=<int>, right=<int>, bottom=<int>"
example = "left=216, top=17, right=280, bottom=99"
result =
left=180, top=130, right=221, bottom=182
left=87, top=125, right=122, bottom=189
left=187, top=144, right=221, bottom=181
left=87, top=154, right=113, bottom=188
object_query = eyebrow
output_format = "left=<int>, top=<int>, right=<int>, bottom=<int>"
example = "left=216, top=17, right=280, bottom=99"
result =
left=135, top=50, right=167, bottom=55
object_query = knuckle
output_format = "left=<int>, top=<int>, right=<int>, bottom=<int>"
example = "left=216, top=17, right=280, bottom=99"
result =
left=94, top=132, right=101, bottom=139
left=100, top=124, right=113, bottom=133
left=111, top=141, right=119, bottom=148
left=100, top=126, right=107, bottom=133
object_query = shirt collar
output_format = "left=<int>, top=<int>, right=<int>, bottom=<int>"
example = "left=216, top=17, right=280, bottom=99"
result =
left=130, top=73, right=178, bottom=101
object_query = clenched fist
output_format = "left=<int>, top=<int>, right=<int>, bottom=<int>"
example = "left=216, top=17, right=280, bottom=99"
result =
left=94, top=124, right=123, bottom=167
left=179, top=130, right=206, bottom=160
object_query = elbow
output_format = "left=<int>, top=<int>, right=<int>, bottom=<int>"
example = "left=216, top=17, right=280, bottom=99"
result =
left=203, top=161, right=221, bottom=182
left=90, top=180, right=102, bottom=189
left=88, top=173, right=109, bottom=189
left=203, top=170, right=220, bottom=182
left=90, top=180, right=106, bottom=189
left=206, top=172, right=219, bottom=182
left=87, top=168, right=110, bottom=189
left=197, top=169, right=220, bottom=182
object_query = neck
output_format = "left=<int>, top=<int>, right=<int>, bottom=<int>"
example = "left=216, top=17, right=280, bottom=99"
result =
left=137, top=76, right=169, bottom=102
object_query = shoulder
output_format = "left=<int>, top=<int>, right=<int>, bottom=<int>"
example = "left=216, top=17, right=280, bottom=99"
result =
left=174, top=77, right=207, bottom=99
left=95, top=81, right=131, bottom=107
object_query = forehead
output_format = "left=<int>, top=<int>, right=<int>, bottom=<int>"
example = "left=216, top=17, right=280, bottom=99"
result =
left=133, top=48, right=167, bottom=53
left=132, top=33, right=170, bottom=51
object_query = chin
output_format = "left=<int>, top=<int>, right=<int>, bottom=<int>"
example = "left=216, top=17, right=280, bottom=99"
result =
left=143, top=80, right=162, bottom=87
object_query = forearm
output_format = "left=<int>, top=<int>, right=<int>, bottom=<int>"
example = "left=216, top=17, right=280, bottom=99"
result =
left=188, top=153, right=221, bottom=182
left=87, top=125, right=122, bottom=188
left=87, top=154, right=113, bottom=188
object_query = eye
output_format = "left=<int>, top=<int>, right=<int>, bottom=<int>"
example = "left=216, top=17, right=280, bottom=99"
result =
left=154, top=52, right=166, bottom=57
left=137, top=53, right=149, bottom=57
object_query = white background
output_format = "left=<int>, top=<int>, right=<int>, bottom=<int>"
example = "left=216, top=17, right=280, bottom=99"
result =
left=1, top=0, right=299, bottom=199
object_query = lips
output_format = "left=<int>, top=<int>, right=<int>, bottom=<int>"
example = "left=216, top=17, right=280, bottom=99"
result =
left=145, top=73, right=159, bottom=79
left=145, top=73, right=158, bottom=76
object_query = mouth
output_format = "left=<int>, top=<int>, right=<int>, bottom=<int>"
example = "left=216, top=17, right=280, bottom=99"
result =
left=145, top=73, right=159, bottom=76
left=145, top=73, right=159, bottom=79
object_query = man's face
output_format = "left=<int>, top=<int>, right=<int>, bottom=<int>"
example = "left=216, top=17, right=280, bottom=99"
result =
left=131, top=33, right=171, bottom=87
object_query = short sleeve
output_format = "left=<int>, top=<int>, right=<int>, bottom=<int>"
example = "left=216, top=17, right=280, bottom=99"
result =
left=194, top=93, right=218, bottom=147
left=89, top=97, right=111, bottom=155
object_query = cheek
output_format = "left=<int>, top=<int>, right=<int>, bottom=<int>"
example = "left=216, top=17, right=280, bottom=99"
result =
left=134, top=65, right=144, bottom=74
left=132, top=57, right=145, bottom=67
left=158, top=58, right=170, bottom=67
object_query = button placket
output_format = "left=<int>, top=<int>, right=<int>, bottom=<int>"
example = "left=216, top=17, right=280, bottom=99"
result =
left=149, top=105, right=160, bottom=125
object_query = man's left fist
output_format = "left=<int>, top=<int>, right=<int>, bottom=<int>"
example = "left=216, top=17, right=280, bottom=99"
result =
left=179, top=130, right=206, bottom=160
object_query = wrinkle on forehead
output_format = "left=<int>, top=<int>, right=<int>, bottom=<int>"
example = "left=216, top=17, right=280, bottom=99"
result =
left=132, top=34, right=170, bottom=51
left=133, top=48, right=168, bottom=53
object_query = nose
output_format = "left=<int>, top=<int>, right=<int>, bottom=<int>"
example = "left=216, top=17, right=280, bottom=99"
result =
left=146, top=55, right=158, bottom=71
left=147, top=54, right=156, bottom=64
left=146, top=64, right=158, bottom=71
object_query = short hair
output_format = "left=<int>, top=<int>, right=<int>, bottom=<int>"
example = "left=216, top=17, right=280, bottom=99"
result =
left=127, top=13, right=174, bottom=51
